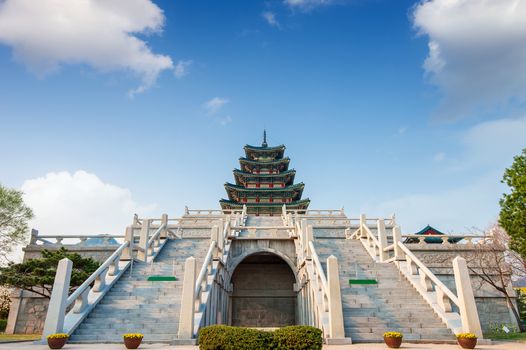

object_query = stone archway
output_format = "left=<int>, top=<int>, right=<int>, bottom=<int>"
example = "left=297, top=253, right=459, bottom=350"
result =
left=230, top=252, right=297, bottom=327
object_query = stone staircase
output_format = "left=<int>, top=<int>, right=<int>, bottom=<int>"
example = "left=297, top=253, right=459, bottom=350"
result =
left=314, top=234, right=456, bottom=342
left=70, top=237, right=211, bottom=343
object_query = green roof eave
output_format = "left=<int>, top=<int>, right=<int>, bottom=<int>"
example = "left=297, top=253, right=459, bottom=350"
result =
left=244, top=144, right=285, bottom=151
left=239, top=157, right=290, bottom=165
left=224, top=182, right=304, bottom=192
left=233, top=169, right=296, bottom=178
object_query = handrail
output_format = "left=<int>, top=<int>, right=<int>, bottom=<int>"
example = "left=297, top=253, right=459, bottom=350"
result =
left=397, top=242, right=460, bottom=305
left=308, top=241, right=329, bottom=292
left=147, top=222, right=166, bottom=247
left=362, top=225, right=380, bottom=246
left=195, top=241, right=216, bottom=297
left=66, top=241, right=129, bottom=306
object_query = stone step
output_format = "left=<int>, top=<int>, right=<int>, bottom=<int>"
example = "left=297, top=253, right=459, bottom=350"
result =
left=82, top=319, right=179, bottom=330
left=70, top=334, right=175, bottom=342
left=345, top=327, right=454, bottom=336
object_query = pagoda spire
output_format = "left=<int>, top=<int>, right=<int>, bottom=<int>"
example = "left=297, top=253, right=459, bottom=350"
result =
left=262, top=129, right=268, bottom=148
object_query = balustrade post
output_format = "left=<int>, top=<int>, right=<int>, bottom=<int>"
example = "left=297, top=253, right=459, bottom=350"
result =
left=453, top=256, right=483, bottom=338
left=138, top=219, right=151, bottom=262
left=306, top=225, right=314, bottom=258
left=30, top=229, right=39, bottom=244
left=406, top=255, right=418, bottom=275
left=377, top=219, right=388, bottom=262
left=161, top=213, right=168, bottom=238
left=327, top=255, right=345, bottom=339
left=211, top=226, right=220, bottom=259
left=42, top=258, right=72, bottom=342
left=122, top=226, right=134, bottom=260
left=178, top=257, right=196, bottom=339
left=359, top=214, right=366, bottom=238
left=392, top=226, right=402, bottom=260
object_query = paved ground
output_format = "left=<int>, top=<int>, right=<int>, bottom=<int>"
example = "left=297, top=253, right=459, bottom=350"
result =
left=0, top=342, right=524, bottom=350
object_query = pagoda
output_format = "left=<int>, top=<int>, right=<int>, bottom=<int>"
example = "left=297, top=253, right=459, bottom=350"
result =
left=220, top=131, right=310, bottom=216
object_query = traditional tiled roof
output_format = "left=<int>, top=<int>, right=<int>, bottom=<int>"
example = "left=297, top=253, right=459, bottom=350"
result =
left=239, top=157, right=290, bottom=165
left=233, top=169, right=296, bottom=186
left=220, top=133, right=309, bottom=214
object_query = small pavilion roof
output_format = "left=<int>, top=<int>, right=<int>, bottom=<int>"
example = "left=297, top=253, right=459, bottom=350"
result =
left=414, top=225, right=446, bottom=235
left=404, top=225, right=462, bottom=244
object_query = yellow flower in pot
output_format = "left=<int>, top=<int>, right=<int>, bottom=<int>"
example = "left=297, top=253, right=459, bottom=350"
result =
left=46, top=333, right=69, bottom=349
left=123, top=333, right=144, bottom=349
left=383, top=331, right=403, bottom=348
left=456, top=333, right=477, bottom=349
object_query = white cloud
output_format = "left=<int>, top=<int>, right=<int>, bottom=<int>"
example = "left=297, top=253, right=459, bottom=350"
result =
left=413, top=0, right=526, bottom=118
left=21, top=170, right=156, bottom=236
left=433, top=151, right=445, bottom=162
left=368, top=172, right=503, bottom=233
left=218, top=116, right=233, bottom=126
left=366, top=116, right=526, bottom=232
left=0, top=0, right=174, bottom=95
left=262, top=11, right=280, bottom=28
left=204, top=97, right=229, bottom=115
left=461, top=116, right=526, bottom=168
left=174, top=59, right=192, bottom=79
left=285, top=0, right=333, bottom=10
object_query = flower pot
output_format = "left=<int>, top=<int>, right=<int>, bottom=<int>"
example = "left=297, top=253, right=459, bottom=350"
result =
left=47, top=337, right=68, bottom=349
left=124, top=337, right=143, bottom=349
left=384, top=336, right=403, bottom=348
left=457, top=337, right=477, bottom=349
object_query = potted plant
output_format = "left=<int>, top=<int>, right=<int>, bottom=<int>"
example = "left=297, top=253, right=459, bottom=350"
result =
left=456, top=333, right=477, bottom=349
left=123, top=333, right=144, bottom=349
left=46, top=333, right=69, bottom=349
left=383, top=331, right=403, bottom=348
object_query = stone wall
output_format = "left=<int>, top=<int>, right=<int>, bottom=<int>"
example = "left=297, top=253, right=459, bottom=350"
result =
left=6, top=244, right=117, bottom=335
left=409, top=245, right=518, bottom=332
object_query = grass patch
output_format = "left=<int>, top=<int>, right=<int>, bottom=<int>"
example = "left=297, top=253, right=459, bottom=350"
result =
left=0, top=334, right=41, bottom=342
left=485, top=332, right=526, bottom=341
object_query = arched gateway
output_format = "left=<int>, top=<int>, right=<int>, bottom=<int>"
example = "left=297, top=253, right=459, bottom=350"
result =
left=230, top=252, right=297, bottom=327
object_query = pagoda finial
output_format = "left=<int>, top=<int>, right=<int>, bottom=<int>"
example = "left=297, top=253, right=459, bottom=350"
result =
left=262, top=129, right=268, bottom=147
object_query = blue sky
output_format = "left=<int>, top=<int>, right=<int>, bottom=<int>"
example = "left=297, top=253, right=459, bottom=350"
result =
left=0, top=0, right=525, bottom=235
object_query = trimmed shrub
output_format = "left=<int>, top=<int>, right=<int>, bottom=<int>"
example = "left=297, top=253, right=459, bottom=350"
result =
left=273, top=326, right=323, bottom=350
left=198, top=325, right=271, bottom=350
left=198, top=325, right=322, bottom=350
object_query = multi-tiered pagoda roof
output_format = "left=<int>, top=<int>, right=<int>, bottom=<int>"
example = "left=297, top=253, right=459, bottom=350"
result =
left=220, top=131, right=310, bottom=215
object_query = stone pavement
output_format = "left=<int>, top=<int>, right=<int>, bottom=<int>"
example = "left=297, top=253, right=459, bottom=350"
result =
left=0, top=342, right=525, bottom=350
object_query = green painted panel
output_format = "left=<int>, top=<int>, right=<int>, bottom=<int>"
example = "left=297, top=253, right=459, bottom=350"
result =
left=147, top=276, right=177, bottom=282
left=349, top=279, right=378, bottom=285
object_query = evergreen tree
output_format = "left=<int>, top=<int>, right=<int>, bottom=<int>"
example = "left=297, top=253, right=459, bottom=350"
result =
left=500, top=148, right=526, bottom=259
left=0, top=248, right=100, bottom=298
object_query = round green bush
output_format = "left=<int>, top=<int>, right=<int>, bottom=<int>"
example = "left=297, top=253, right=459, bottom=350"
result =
left=198, top=325, right=322, bottom=350
left=272, top=326, right=323, bottom=350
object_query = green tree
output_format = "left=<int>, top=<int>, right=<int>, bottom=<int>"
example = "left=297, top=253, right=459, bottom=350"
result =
left=0, top=184, right=33, bottom=263
left=500, top=148, right=526, bottom=260
left=0, top=248, right=100, bottom=298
